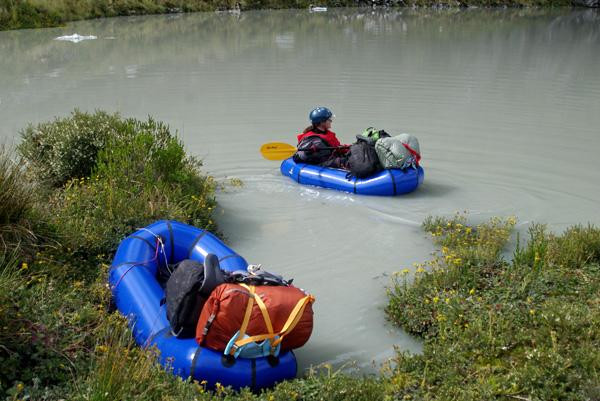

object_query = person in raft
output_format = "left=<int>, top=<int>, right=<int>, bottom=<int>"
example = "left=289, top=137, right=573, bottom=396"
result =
left=293, top=107, right=349, bottom=169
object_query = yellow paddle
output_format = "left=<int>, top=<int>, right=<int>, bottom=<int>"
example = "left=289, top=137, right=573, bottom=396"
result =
left=260, top=142, right=346, bottom=161
left=260, top=142, right=298, bottom=160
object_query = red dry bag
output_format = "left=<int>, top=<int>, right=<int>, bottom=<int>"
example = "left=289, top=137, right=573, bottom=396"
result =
left=196, top=283, right=315, bottom=354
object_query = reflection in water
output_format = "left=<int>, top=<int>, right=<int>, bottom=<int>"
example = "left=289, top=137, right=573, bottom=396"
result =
left=274, top=33, right=295, bottom=49
left=1, top=8, right=599, bottom=374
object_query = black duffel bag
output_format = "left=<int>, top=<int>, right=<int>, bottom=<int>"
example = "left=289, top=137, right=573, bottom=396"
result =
left=346, top=140, right=382, bottom=179
left=165, top=254, right=225, bottom=338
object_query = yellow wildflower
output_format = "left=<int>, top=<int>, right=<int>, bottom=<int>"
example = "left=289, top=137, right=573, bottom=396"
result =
left=21, top=262, right=28, bottom=270
left=433, top=296, right=439, bottom=304
left=96, top=345, right=109, bottom=353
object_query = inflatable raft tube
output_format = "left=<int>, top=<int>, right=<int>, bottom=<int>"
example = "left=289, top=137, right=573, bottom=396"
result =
left=280, top=157, right=424, bottom=196
left=109, top=220, right=296, bottom=390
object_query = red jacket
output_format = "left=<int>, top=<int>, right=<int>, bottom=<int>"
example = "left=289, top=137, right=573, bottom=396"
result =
left=297, top=130, right=341, bottom=148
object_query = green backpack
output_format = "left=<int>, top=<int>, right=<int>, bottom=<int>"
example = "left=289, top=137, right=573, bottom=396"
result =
left=356, top=127, right=391, bottom=146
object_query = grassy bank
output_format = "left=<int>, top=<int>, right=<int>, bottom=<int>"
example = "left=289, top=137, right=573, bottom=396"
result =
left=0, top=0, right=574, bottom=32
left=386, top=214, right=600, bottom=400
left=1, top=111, right=598, bottom=400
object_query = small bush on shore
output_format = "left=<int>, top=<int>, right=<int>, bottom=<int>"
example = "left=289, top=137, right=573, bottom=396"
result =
left=17, top=110, right=218, bottom=257
left=48, top=117, right=217, bottom=256
left=18, top=110, right=127, bottom=189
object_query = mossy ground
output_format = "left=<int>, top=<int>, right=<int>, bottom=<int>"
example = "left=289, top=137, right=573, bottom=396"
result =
left=1, top=111, right=598, bottom=400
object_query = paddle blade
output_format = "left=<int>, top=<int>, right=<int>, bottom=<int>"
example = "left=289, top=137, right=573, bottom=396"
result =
left=260, top=142, right=298, bottom=160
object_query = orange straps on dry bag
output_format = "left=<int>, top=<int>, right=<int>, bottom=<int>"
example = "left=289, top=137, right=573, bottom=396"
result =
left=230, top=284, right=314, bottom=355
left=236, top=284, right=256, bottom=340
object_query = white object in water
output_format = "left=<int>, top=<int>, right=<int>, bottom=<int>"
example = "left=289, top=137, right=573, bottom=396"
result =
left=309, top=5, right=328, bottom=11
left=54, top=33, right=97, bottom=43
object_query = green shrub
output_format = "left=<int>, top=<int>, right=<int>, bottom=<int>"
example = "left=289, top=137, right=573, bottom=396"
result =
left=18, top=110, right=127, bottom=189
left=45, top=114, right=217, bottom=256
left=546, top=224, right=600, bottom=269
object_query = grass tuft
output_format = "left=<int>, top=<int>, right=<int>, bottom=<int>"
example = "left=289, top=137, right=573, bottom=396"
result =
left=0, top=145, right=38, bottom=253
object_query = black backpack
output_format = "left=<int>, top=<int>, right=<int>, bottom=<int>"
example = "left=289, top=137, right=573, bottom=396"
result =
left=293, top=136, right=332, bottom=165
left=165, top=254, right=225, bottom=338
left=346, top=141, right=382, bottom=179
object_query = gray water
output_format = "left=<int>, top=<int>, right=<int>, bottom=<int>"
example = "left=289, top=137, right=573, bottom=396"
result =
left=1, top=8, right=599, bottom=373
